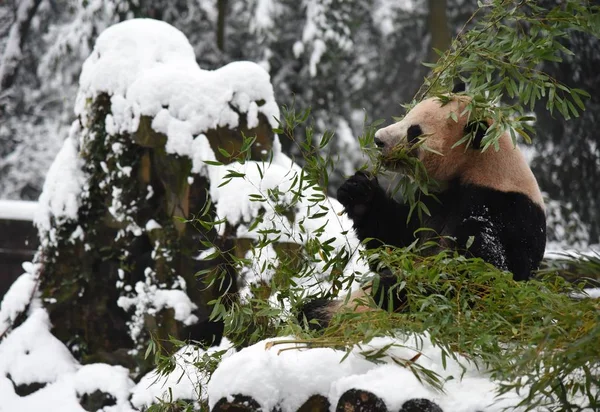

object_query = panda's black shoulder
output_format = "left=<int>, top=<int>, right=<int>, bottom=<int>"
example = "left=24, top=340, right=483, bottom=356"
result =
left=456, top=183, right=544, bottom=223
left=442, top=182, right=546, bottom=280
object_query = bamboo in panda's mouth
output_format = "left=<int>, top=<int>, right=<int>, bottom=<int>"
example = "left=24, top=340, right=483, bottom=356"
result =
left=379, top=144, right=421, bottom=174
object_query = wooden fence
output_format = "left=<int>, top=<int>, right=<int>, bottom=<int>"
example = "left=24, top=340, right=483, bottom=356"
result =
left=0, top=200, right=38, bottom=299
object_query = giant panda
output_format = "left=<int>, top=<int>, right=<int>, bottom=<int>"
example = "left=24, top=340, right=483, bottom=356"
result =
left=302, top=89, right=546, bottom=327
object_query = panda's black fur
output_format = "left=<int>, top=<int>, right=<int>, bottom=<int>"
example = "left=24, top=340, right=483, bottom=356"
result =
left=338, top=171, right=546, bottom=281
left=300, top=91, right=547, bottom=328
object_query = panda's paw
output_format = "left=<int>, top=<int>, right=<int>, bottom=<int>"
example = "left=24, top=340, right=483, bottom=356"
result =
left=337, top=171, right=379, bottom=220
left=298, top=298, right=334, bottom=330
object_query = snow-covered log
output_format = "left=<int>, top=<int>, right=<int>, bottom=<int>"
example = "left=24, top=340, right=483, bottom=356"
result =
left=211, top=393, right=446, bottom=412
left=212, top=393, right=332, bottom=411
left=211, top=391, right=444, bottom=412
left=206, top=336, right=524, bottom=412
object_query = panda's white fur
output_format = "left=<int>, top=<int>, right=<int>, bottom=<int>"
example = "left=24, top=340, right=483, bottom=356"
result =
left=375, top=96, right=543, bottom=206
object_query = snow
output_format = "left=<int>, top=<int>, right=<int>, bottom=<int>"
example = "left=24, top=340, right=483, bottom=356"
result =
left=308, top=39, right=326, bottom=77
left=0, top=308, right=136, bottom=412
left=185, top=130, right=367, bottom=291
left=0, top=309, right=77, bottom=387
left=0, top=200, right=38, bottom=221
left=544, top=243, right=599, bottom=258
left=76, top=18, right=197, bottom=105
left=34, top=123, right=87, bottom=246
left=544, top=246, right=600, bottom=297
left=209, top=161, right=299, bottom=234
left=189, top=136, right=368, bottom=304
left=372, top=0, right=417, bottom=37
left=293, top=40, right=304, bottom=58
left=130, top=339, right=235, bottom=409
left=73, top=364, right=134, bottom=407
left=0, top=264, right=39, bottom=334
left=76, top=18, right=279, bottom=144
left=201, top=148, right=368, bottom=300
left=238, top=245, right=279, bottom=303
left=117, top=280, right=199, bottom=343
left=145, top=219, right=161, bottom=231
left=250, top=0, right=280, bottom=33
left=206, top=143, right=354, bottom=246
left=336, top=118, right=368, bottom=176
left=208, top=335, right=524, bottom=412
left=544, top=198, right=591, bottom=248
left=208, top=336, right=370, bottom=410
left=580, top=288, right=600, bottom=298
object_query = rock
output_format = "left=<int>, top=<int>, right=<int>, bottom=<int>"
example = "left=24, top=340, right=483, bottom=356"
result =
left=399, top=398, right=443, bottom=412
left=336, top=389, right=388, bottom=412
left=79, top=389, right=116, bottom=411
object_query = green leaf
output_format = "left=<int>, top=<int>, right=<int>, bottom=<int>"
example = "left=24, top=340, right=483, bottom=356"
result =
left=218, top=147, right=231, bottom=158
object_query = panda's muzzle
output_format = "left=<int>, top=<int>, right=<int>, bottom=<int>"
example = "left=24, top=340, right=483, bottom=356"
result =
left=373, top=128, right=397, bottom=155
left=374, top=124, right=422, bottom=168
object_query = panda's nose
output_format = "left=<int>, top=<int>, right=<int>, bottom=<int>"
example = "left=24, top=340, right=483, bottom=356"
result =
left=374, top=136, right=385, bottom=148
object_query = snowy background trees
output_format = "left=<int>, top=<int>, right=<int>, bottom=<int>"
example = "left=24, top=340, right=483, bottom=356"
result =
left=1, top=0, right=598, bottom=246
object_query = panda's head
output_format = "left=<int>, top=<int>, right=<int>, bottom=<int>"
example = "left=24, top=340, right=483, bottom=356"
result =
left=374, top=95, right=544, bottom=205
left=374, top=95, right=486, bottom=181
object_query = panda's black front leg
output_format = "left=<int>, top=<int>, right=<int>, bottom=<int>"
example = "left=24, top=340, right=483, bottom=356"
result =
left=337, top=171, right=379, bottom=222
left=337, top=172, right=415, bottom=313
left=297, top=172, right=414, bottom=330
left=337, top=171, right=413, bottom=249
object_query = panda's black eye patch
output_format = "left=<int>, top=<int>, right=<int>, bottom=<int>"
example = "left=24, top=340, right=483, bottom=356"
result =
left=407, top=125, right=423, bottom=144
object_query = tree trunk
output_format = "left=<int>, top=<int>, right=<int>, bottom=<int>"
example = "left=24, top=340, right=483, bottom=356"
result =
left=0, top=0, right=43, bottom=92
left=217, top=0, right=228, bottom=52
left=36, top=91, right=274, bottom=373
left=427, top=0, right=452, bottom=63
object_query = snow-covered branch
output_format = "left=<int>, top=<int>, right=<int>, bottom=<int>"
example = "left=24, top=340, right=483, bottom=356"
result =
left=0, top=0, right=42, bottom=91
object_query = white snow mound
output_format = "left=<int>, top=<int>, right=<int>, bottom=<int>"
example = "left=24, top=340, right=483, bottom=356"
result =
left=75, top=18, right=279, bottom=141
left=208, top=335, right=525, bottom=412
left=131, top=338, right=235, bottom=408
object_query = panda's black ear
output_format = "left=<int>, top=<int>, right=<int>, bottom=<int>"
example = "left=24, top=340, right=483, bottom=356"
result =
left=452, top=82, right=466, bottom=93
left=464, top=121, right=488, bottom=149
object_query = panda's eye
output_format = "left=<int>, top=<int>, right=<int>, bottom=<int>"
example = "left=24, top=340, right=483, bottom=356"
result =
left=407, top=125, right=423, bottom=144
